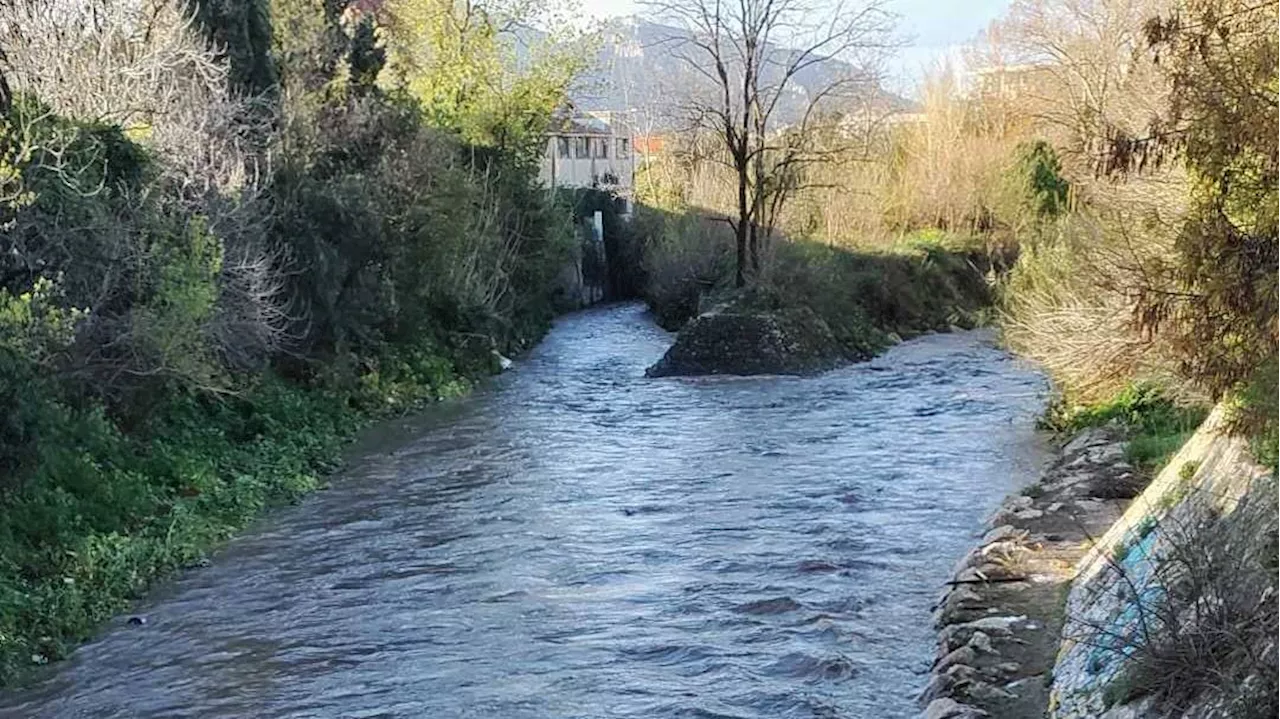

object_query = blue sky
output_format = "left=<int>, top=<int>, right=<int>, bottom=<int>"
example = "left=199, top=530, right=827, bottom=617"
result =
left=581, top=0, right=1011, bottom=90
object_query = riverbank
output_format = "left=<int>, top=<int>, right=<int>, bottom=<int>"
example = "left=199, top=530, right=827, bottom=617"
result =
left=922, top=425, right=1133, bottom=718
left=642, top=231, right=998, bottom=376
left=0, top=0, right=594, bottom=690
left=0, top=337, right=523, bottom=688
left=1049, top=406, right=1275, bottom=719
left=923, top=399, right=1276, bottom=719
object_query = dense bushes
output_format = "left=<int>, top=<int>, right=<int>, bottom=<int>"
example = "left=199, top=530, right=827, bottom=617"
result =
left=0, top=98, right=244, bottom=413
left=1127, top=0, right=1278, bottom=444
left=639, top=208, right=735, bottom=329
left=772, top=240, right=991, bottom=343
left=638, top=202, right=993, bottom=359
left=271, top=93, right=573, bottom=362
left=0, top=0, right=581, bottom=685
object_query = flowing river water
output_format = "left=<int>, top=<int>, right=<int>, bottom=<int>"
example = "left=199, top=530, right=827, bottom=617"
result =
left=1, top=303, right=1049, bottom=719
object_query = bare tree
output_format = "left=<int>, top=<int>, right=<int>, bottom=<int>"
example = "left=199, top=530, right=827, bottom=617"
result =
left=983, top=0, right=1170, bottom=167
left=0, top=0, right=298, bottom=380
left=643, top=0, right=895, bottom=286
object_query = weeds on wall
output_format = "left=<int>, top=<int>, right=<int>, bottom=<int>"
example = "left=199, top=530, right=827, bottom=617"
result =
left=1067, top=477, right=1278, bottom=718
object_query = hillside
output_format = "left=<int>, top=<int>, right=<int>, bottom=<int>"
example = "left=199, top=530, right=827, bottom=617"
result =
left=566, top=16, right=916, bottom=128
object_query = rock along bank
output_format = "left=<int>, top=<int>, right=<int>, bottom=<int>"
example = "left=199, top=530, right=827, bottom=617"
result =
left=922, top=406, right=1275, bottom=719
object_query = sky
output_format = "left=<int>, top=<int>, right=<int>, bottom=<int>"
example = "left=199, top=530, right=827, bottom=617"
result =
left=580, top=0, right=1012, bottom=92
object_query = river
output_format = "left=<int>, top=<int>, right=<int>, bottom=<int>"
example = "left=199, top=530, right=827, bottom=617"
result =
left=0, top=303, right=1048, bottom=719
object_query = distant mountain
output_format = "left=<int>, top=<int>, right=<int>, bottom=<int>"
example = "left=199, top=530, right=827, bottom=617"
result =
left=567, top=16, right=916, bottom=131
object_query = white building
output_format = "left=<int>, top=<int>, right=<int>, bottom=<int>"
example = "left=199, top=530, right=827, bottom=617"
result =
left=539, top=109, right=637, bottom=215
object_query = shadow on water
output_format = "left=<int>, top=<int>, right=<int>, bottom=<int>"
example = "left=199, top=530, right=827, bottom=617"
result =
left=0, top=302, right=1049, bottom=719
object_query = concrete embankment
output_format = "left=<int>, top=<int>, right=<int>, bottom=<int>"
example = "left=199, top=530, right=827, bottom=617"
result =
left=1048, top=406, right=1273, bottom=719
left=922, top=406, right=1275, bottom=719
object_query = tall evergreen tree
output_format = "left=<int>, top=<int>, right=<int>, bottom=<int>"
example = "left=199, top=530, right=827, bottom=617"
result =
left=189, top=0, right=280, bottom=96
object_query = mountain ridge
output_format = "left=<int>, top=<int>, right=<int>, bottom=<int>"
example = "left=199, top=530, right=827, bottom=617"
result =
left=559, top=16, right=916, bottom=129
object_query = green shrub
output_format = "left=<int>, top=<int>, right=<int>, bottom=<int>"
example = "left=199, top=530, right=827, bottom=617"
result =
left=766, top=239, right=990, bottom=356
left=0, top=0, right=578, bottom=687
left=0, top=340, right=492, bottom=686
left=1014, top=140, right=1070, bottom=220
left=640, top=209, right=735, bottom=329
left=1043, top=383, right=1209, bottom=472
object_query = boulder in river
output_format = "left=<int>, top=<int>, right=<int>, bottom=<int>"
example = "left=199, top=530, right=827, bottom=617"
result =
left=645, top=305, right=846, bottom=377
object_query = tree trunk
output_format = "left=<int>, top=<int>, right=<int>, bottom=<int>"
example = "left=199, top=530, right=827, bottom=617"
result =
left=734, top=222, right=748, bottom=288
left=735, top=162, right=749, bottom=288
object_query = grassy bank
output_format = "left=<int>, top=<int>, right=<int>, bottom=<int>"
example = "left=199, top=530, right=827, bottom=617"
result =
left=764, top=237, right=995, bottom=358
left=0, top=335, right=524, bottom=687
left=0, top=0, right=586, bottom=689
left=638, top=207, right=995, bottom=358
left=1040, top=384, right=1211, bottom=474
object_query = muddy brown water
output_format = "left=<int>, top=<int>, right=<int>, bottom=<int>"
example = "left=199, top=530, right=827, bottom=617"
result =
left=0, top=303, right=1048, bottom=719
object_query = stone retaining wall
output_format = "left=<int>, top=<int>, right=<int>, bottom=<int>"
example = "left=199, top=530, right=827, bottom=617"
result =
left=921, top=427, right=1135, bottom=719
left=924, top=406, right=1273, bottom=719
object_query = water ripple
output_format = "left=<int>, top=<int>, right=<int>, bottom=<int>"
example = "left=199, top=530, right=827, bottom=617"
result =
left=0, top=303, right=1048, bottom=719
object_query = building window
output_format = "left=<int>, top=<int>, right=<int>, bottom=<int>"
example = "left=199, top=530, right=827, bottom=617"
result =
left=557, top=137, right=571, bottom=158
left=616, top=137, right=630, bottom=158
left=594, top=137, right=609, bottom=158
left=574, top=136, right=590, bottom=158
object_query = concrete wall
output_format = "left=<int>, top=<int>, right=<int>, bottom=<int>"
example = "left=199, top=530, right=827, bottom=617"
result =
left=1050, top=405, right=1273, bottom=718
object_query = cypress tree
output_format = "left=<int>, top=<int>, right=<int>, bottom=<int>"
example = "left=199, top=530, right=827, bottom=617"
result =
left=189, top=0, right=280, bottom=96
